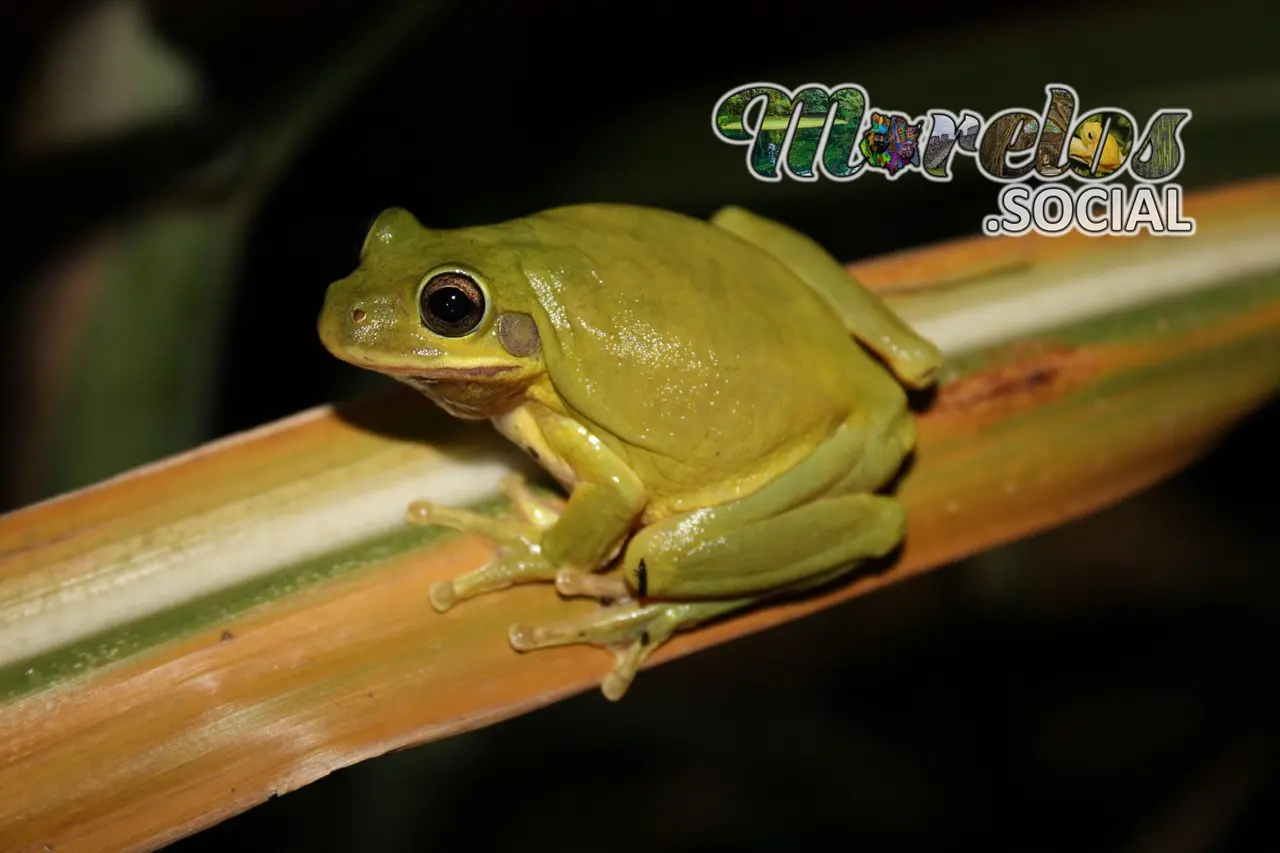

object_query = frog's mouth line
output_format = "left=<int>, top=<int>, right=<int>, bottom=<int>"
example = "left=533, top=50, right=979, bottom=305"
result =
left=388, top=364, right=518, bottom=389
left=333, top=353, right=516, bottom=380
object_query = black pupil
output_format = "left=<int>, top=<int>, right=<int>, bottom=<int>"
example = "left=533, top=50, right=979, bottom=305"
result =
left=428, top=286, right=474, bottom=324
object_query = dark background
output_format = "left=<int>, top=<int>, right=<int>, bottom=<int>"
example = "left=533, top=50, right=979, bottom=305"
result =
left=3, top=0, right=1277, bottom=849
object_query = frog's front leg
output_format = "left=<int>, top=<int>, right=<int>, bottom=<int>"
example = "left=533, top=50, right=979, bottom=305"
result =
left=511, top=410, right=913, bottom=700
left=407, top=475, right=555, bottom=611
left=413, top=412, right=647, bottom=612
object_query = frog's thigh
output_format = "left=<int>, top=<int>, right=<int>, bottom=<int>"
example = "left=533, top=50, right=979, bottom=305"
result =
left=629, top=491, right=905, bottom=600
left=710, top=205, right=942, bottom=389
left=828, top=405, right=916, bottom=497
left=629, top=397, right=911, bottom=591
left=628, top=403, right=913, bottom=599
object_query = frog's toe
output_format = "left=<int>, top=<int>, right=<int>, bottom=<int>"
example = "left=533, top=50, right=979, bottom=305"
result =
left=430, top=551, right=559, bottom=612
left=428, top=578, right=461, bottom=613
left=508, top=599, right=652, bottom=651
left=507, top=602, right=675, bottom=701
left=599, top=612, right=681, bottom=701
left=508, top=599, right=746, bottom=701
left=406, top=499, right=539, bottom=550
left=553, top=567, right=631, bottom=602
left=406, top=499, right=458, bottom=528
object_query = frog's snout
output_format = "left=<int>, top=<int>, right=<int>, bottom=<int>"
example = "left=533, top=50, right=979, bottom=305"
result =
left=316, top=281, right=366, bottom=358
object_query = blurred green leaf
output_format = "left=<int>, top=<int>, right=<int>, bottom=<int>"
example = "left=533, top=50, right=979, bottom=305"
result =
left=31, top=1, right=436, bottom=502
left=15, top=0, right=199, bottom=153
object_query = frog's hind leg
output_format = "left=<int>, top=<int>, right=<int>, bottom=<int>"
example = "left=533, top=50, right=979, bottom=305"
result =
left=510, top=491, right=905, bottom=701
left=509, top=408, right=913, bottom=700
left=709, top=205, right=943, bottom=390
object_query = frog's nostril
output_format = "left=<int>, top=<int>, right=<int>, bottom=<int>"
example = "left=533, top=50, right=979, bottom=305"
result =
left=351, top=308, right=366, bottom=323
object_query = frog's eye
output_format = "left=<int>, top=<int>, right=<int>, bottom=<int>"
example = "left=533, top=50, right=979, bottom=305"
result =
left=419, top=271, right=486, bottom=337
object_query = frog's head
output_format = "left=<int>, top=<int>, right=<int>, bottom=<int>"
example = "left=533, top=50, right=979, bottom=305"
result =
left=318, top=207, right=547, bottom=419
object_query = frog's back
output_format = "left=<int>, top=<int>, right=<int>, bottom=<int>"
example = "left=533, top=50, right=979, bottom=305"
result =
left=521, top=204, right=905, bottom=511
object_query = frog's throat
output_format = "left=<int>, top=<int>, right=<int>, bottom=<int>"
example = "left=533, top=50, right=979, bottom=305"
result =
left=395, top=371, right=531, bottom=421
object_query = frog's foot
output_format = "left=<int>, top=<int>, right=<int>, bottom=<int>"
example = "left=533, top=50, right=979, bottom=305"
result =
left=409, top=477, right=568, bottom=613
left=508, top=597, right=750, bottom=701
left=406, top=474, right=561, bottom=543
left=427, top=550, right=563, bottom=613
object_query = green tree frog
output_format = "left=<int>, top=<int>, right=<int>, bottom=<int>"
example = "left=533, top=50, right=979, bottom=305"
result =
left=317, top=203, right=943, bottom=700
